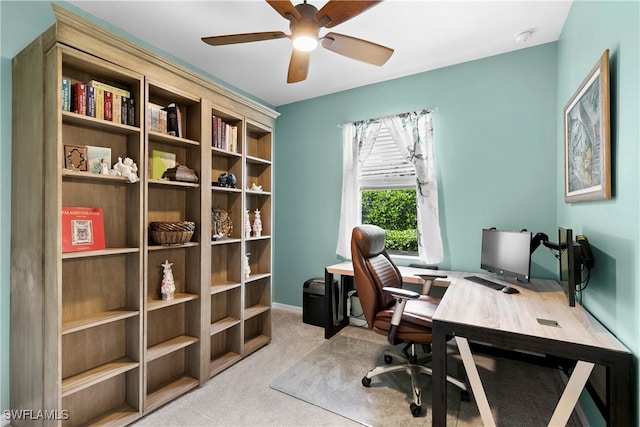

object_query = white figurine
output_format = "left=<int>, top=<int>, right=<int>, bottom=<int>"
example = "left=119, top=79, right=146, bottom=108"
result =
left=244, top=253, right=251, bottom=280
left=99, top=158, right=110, bottom=175
left=244, top=209, right=251, bottom=239
left=113, top=156, right=139, bottom=183
left=250, top=182, right=263, bottom=191
left=161, top=259, right=175, bottom=300
left=252, top=209, right=262, bottom=237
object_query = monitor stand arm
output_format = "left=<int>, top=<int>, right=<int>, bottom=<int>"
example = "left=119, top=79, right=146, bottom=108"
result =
left=530, top=232, right=564, bottom=253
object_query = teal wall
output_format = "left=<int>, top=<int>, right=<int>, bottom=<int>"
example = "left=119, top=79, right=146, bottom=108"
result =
left=556, top=1, right=639, bottom=425
left=274, top=43, right=560, bottom=307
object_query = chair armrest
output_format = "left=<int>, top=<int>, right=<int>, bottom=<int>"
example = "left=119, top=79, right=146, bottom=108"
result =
left=382, top=287, right=419, bottom=300
left=382, top=287, right=420, bottom=345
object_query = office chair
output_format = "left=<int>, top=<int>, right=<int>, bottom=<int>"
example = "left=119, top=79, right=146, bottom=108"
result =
left=350, top=225, right=467, bottom=417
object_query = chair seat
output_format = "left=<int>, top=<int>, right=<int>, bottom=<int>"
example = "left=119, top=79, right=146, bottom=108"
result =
left=372, top=295, right=440, bottom=344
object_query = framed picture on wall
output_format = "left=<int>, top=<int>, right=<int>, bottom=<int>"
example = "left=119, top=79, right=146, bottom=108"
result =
left=563, top=49, right=611, bottom=203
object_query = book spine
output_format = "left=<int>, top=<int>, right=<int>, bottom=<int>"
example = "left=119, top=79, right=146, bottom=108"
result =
left=61, top=78, right=71, bottom=112
left=128, top=98, right=135, bottom=127
left=87, top=80, right=131, bottom=98
left=121, top=97, right=128, bottom=125
left=113, top=94, right=122, bottom=124
left=165, top=103, right=181, bottom=137
left=95, top=88, right=104, bottom=120
left=86, top=86, right=96, bottom=118
left=71, top=83, right=87, bottom=115
left=104, top=91, right=113, bottom=121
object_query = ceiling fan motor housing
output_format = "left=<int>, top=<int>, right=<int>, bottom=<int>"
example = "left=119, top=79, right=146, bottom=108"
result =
left=291, top=2, right=320, bottom=50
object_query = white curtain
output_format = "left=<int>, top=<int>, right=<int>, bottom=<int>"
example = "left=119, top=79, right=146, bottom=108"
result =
left=335, top=121, right=382, bottom=258
left=383, top=111, right=443, bottom=263
left=336, top=110, right=443, bottom=264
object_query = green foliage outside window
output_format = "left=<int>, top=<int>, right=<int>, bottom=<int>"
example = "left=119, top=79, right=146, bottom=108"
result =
left=362, top=189, right=418, bottom=252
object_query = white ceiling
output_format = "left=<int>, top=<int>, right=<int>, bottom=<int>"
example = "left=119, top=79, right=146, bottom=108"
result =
left=68, top=0, right=572, bottom=107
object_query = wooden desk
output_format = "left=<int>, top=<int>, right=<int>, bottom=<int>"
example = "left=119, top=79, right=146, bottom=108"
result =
left=325, top=262, right=632, bottom=426
left=324, top=262, right=435, bottom=339
left=431, top=273, right=633, bottom=426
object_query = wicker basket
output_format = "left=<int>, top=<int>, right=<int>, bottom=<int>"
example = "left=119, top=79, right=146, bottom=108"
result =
left=149, top=221, right=195, bottom=245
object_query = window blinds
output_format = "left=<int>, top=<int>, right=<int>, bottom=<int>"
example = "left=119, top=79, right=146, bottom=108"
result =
left=359, top=124, right=415, bottom=190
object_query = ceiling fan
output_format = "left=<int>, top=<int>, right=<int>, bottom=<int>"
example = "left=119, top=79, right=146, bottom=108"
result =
left=201, top=0, right=394, bottom=83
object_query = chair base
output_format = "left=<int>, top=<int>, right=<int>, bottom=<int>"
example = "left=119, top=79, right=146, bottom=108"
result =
left=361, top=344, right=467, bottom=417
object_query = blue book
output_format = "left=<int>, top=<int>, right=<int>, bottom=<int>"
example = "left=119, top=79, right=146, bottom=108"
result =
left=86, top=86, right=96, bottom=118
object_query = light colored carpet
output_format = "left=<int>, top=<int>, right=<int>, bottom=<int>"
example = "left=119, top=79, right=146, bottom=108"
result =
left=134, top=307, right=582, bottom=426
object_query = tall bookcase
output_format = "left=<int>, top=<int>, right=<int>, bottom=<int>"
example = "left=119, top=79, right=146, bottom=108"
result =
left=10, top=5, right=277, bottom=426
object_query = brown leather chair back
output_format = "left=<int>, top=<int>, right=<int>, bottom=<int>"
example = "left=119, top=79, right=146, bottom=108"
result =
left=351, top=225, right=403, bottom=328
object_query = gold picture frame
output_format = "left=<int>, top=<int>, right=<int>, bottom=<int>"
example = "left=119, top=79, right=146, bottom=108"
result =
left=564, top=50, right=611, bottom=203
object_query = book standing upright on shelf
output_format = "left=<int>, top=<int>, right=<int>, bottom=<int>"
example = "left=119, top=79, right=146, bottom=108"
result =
left=62, top=207, right=106, bottom=252
left=164, top=103, right=182, bottom=137
left=61, top=78, right=71, bottom=112
left=71, top=83, right=87, bottom=115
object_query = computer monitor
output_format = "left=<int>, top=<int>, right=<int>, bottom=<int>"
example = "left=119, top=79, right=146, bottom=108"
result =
left=558, top=227, right=580, bottom=307
left=480, top=228, right=532, bottom=283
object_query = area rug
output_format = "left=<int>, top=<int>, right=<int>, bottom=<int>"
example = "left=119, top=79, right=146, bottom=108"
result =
left=270, top=335, right=461, bottom=426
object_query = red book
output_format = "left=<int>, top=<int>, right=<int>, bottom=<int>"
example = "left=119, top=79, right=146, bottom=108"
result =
left=104, top=91, right=113, bottom=121
left=71, top=83, right=87, bottom=115
left=62, top=207, right=105, bottom=253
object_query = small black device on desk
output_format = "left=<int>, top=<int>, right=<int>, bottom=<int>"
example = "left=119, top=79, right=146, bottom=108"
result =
left=465, top=275, right=520, bottom=294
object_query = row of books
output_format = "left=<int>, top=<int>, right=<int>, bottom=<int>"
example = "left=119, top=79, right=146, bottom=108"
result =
left=148, top=102, right=183, bottom=137
left=62, top=79, right=135, bottom=126
left=213, top=116, right=238, bottom=153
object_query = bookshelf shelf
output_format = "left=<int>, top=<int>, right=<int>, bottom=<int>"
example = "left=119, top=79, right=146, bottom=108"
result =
left=146, top=335, right=199, bottom=362
left=62, top=110, right=140, bottom=134
left=144, top=376, right=199, bottom=413
left=61, top=357, right=139, bottom=397
left=146, top=293, right=199, bottom=312
left=62, top=310, right=139, bottom=335
left=11, top=5, right=276, bottom=425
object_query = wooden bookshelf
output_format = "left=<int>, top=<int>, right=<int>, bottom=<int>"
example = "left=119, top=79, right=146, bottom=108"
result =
left=10, top=5, right=277, bottom=425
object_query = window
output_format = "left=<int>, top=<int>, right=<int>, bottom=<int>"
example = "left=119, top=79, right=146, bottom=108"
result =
left=336, top=110, right=443, bottom=264
left=359, top=124, right=418, bottom=254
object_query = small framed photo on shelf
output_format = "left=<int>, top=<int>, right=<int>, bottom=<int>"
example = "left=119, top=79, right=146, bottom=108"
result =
left=86, top=145, right=112, bottom=174
left=563, top=49, right=611, bottom=203
left=64, top=144, right=87, bottom=171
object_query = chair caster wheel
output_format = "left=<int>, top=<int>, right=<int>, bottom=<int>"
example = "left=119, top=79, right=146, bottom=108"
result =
left=461, top=390, right=470, bottom=402
left=362, top=376, right=371, bottom=387
left=410, top=403, right=421, bottom=417
left=384, top=355, right=393, bottom=364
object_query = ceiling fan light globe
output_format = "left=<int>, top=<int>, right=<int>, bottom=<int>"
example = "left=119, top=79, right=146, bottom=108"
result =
left=293, top=35, right=318, bottom=52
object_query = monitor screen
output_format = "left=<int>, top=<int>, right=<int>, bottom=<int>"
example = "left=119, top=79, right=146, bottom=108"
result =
left=558, top=226, right=578, bottom=307
left=480, top=228, right=532, bottom=282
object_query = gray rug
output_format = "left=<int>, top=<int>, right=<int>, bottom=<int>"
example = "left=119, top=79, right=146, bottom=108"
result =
left=270, top=335, right=461, bottom=426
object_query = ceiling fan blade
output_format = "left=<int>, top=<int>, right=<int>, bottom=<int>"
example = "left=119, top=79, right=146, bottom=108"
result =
left=316, top=1, right=381, bottom=28
left=202, top=31, right=288, bottom=46
left=322, top=32, right=393, bottom=66
left=287, top=49, right=310, bottom=83
left=266, top=0, right=301, bottom=21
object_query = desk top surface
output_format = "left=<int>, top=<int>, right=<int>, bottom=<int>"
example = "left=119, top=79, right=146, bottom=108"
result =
left=326, top=261, right=630, bottom=354
left=433, top=271, right=630, bottom=354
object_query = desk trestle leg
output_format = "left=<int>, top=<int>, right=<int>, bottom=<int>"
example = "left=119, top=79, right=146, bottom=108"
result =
left=455, top=337, right=496, bottom=427
left=548, top=360, right=595, bottom=426
left=456, top=336, right=595, bottom=427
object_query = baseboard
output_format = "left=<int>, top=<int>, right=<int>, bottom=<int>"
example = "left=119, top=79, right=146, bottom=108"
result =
left=272, top=302, right=302, bottom=313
